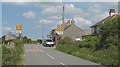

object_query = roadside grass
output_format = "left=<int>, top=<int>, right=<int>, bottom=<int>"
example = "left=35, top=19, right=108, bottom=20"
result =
left=56, top=44, right=118, bottom=66
left=0, top=44, right=2, bottom=66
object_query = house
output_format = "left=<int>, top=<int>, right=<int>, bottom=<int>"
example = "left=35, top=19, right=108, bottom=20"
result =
left=82, top=30, right=92, bottom=40
left=1, top=32, right=17, bottom=45
left=90, top=9, right=120, bottom=35
left=62, top=19, right=85, bottom=41
left=50, top=19, right=85, bottom=46
left=49, top=29, right=61, bottom=45
left=2, top=33, right=17, bottom=41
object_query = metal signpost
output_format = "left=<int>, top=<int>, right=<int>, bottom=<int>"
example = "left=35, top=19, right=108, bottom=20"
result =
left=16, top=25, right=23, bottom=37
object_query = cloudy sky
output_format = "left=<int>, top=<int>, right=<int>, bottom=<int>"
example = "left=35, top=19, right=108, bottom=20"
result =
left=1, top=1, right=119, bottom=40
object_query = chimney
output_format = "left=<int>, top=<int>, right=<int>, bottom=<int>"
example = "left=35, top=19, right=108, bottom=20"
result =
left=71, top=19, right=75, bottom=25
left=109, top=9, right=116, bottom=16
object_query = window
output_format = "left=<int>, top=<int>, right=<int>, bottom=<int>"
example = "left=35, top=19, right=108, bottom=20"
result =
left=76, top=38, right=82, bottom=41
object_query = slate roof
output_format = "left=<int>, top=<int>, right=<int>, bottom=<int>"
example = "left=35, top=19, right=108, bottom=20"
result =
left=90, top=14, right=120, bottom=28
left=2, top=33, right=17, bottom=41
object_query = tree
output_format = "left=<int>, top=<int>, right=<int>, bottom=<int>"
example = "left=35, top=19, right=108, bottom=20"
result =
left=59, top=37, right=74, bottom=45
left=37, top=39, right=42, bottom=44
left=23, top=36, right=27, bottom=40
left=97, top=17, right=120, bottom=50
left=23, top=36, right=28, bottom=43
left=27, top=38, right=32, bottom=44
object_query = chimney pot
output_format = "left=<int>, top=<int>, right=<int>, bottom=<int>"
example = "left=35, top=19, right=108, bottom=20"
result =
left=109, top=9, right=116, bottom=16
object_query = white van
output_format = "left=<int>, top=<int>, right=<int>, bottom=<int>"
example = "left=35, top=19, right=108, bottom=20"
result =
left=43, top=39, right=54, bottom=47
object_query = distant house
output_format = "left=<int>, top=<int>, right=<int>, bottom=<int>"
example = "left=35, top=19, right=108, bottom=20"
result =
left=90, top=9, right=120, bottom=35
left=49, top=29, right=61, bottom=45
left=50, top=19, right=85, bottom=46
left=84, top=30, right=91, bottom=35
left=1, top=32, right=17, bottom=45
left=62, top=19, right=85, bottom=41
left=82, top=30, right=92, bottom=40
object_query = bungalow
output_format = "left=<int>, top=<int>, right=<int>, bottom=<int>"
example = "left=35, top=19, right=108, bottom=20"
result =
left=1, top=32, right=17, bottom=45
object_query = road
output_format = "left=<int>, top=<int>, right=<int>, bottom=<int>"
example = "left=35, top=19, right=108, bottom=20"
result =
left=24, top=44, right=101, bottom=66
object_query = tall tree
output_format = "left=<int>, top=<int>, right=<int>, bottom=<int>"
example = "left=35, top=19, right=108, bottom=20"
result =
left=97, top=17, right=120, bottom=50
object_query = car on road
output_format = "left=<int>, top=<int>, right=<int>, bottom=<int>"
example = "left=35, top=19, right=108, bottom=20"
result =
left=43, top=39, right=54, bottom=47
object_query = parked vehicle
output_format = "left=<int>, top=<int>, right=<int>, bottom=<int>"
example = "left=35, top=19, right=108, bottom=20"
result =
left=43, top=39, right=54, bottom=47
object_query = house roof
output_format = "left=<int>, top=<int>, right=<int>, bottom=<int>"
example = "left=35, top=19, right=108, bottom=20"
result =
left=90, top=14, right=120, bottom=28
left=6, top=33, right=17, bottom=38
left=2, top=33, right=17, bottom=41
left=64, top=20, right=84, bottom=33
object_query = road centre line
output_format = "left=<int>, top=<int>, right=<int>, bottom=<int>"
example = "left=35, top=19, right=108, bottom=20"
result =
left=34, top=45, right=66, bottom=66
left=34, top=45, right=56, bottom=60
left=59, top=62, right=65, bottom=65
left=34, top=46, right=44, bottom=52
left=34, top=46, right=56, bottom=60
left=46, top=54, right=55, bottom=60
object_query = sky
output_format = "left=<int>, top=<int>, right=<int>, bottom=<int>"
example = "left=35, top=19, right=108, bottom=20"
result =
left=1, top=1, right=119, bottom=40
left=0, top=2, right=2, bottom=37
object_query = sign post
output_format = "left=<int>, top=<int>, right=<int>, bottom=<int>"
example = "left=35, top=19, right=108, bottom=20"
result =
left=56, top=25, right=64, bottom=35
left=16, top=25, right=23, bottom=37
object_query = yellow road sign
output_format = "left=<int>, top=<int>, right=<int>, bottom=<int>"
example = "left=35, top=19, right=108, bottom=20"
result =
left=16, top=25, right=22, bottom=30
left=57, top=25, right=64, bottom=31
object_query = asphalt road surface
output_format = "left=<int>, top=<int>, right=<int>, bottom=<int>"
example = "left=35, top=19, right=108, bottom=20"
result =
left=24, top=44, right=102, bottom=66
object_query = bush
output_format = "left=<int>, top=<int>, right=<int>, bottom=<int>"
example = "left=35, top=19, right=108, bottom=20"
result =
left=59, top=37, right=75, bottom=45
left=56, top=44, right=118, bottom=65
left=98, top=17, right=120, bottom=50
left=2, top=45, right=21, bottom=65
left=57, top=37, right=79, bottom=54
left=2, top=38, right=25, bottom=65
left=56, top=36, right=118, bottom=65
left=37, top=39, right=42, bottom=44
left=80, top=36, right=99, bottom=51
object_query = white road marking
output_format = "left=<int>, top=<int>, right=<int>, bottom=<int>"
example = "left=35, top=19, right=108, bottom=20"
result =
left=34, top=45, right=55, bottom=60
left=34, top=46, right=45, bottom=52
left=34, top=46, right=55, bottom=60
left=59, top=62, right=65, bottom=65
left=46, top=54, right=55, bottom=60
left=32, top=44, right=67, bottom=66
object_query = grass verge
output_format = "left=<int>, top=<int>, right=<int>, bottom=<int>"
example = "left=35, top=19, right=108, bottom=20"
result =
left=56, top=44, right=118, bottom=66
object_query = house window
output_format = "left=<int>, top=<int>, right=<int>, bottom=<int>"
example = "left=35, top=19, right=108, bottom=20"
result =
left=91, top=28, right=94, bottom=34
left=96, top=27, right=100, bottom=34
left=93, top=27, right=97, bottom=34
left=76, top=38, right=82, bottom=41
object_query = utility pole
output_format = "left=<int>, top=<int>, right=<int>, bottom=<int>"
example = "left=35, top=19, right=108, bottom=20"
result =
left=42, top=20, right=44, bottom=43
left=62, top=5, right=65, bottom=25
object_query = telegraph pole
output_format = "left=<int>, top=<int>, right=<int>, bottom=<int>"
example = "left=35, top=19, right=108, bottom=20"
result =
left=42, top=20, right=44, bottom=43
left=62, top=5, right=65, bottom=25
